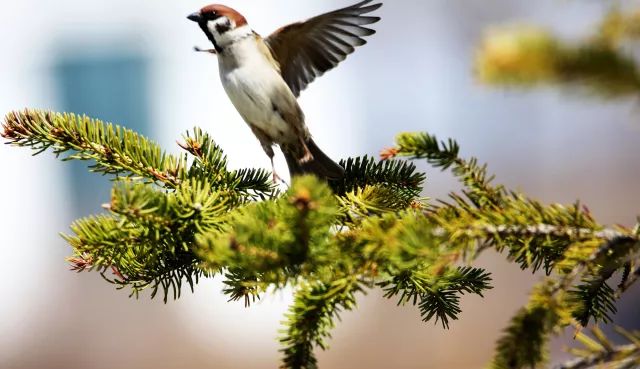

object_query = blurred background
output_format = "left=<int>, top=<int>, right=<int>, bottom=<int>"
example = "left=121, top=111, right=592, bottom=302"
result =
left=1, top=1, right=639, bottom=368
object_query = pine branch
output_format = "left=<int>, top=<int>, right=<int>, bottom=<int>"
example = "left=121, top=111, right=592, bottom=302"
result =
left=474, top=22, right=640, bottom=97
left=109, top=179, right=229, bottom=233
left=380, top=266, right=492, bottom=329
left=390, top=132, right=505, bottom=208
left=4, top=108, right=640, bottom=369
left=567, top=238, right=639, bottom=326
left=490, top=235, right=640, bottom=369
left=491, top=306, right=555, bottom=369
left=2, top=110, right=186, bottom=187
left=196, top=176, right=339, bottom=279
left=562, top=236, right=638, bottom=326
left=222, top=269, right=263, bottom=307
left=569, top=279, right=617, bottom=327
left=1, top=110, right=276, bottom=199
left=65, top=179, right=228, bottom=301
left=437, top=198, right=601, bottom=274
left=329, top=155, right=425, bottom=201
left=387, top=132, right=640, bottom=369
left=65, top=214, right=207, bottom=301
left=279, top=278, right=364, bottom=369
left=180, top=127, right=276, bottom=199
left=616, top=263, right=640, bottom=298
left=337, top=184, right=423, bottom=225
left=556, top=326, right=640, bottom=369
left=475, top=224, right=630, bottom=242
left=391, top=131, right=460, bottom=168
left=388, top=132, right=614, bottom=273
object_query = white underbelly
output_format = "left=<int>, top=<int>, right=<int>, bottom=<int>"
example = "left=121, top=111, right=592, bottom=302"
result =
left=220, top=63, right=292, bottom=141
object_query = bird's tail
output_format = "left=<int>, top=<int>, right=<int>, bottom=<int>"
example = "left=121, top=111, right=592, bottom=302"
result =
left=284, top=138, right=345, bottom=180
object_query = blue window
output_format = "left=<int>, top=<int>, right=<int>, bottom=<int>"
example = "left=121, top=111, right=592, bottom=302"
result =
left=54, top=52, right=150, bottom=214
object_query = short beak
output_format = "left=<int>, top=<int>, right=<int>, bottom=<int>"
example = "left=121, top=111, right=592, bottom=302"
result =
left=187, top=12, right=202, bottom=22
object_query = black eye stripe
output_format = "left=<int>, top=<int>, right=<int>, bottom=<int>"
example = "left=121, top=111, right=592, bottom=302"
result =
left=203, top=12, right=219, bottom=21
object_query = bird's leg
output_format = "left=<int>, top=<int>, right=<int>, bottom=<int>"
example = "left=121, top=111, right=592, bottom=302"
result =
left=268, top=153, right=288, bottom=185
left=266, top=150, right=288, bottom=185
left=193, top=46, right=217, bottom=54
left=250, top=125, right=286, bottom=185
left=270, top=156, right=286, bottom=184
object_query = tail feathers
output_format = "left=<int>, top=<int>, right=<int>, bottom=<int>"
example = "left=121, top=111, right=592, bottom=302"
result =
left=284, top=138, right=345, bottom=180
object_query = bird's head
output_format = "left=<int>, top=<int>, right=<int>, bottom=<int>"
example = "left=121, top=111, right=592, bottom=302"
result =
left=188, top=5, right=250, bottom=50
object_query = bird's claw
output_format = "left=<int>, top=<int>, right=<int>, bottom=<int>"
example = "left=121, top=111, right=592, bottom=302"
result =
left=272, top=171, right=288, bottom=186
left=193, top=46, right=216, bottom=54
left=272, top=171, right=281, bottom=183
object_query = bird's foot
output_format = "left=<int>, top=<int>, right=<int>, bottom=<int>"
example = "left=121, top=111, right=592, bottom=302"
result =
left=272, top=171, right=287, bottom=186
left=270, top=157, right=287, bottom=185
left=193, top=46, right=216, bottom=54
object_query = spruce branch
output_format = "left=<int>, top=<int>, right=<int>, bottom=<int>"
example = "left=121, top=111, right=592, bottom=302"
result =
left=180, top=127, right=276, bottom=199
left=384, top=131, right=640, bottom=369
left=390, top=131, right=505, bottom=208
left=222, top=269, right=263, bottom=307
left=435, top=197, right=602, bottom=274
left=196, top=176, right=339, bottom=279
left=566, top=236, right=639, bottom=326
left=491, top=306, right=555, bottom=369
left=279, top=278, right=364, bottom=369
left=615, top=263, right=640, bottom=298
left=330, top=155, right=425, bottom=201
left=490, top=234, right=640, bottom=369
left=64, top=179, right=228, bottom=301
left=1, top=110, right=276, bottom=198
left=474, top=17, right=640, bottom=97
left=4, top=108, right=640, bottom=369
left=569, top=279, right=617, bottom=327
left=380, top=266, right=492, bottom=329
left=2, top=110, right=186, bottom=187
left=64, top=213, right=208, bottom=301
left=337, top=184, right=424, bottom=225
left=387, top=132, right=614, bottom=273
left=556, top=326, right=640, bottom=369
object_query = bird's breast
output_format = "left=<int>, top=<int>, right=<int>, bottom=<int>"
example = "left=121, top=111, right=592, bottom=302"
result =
left=217, top=40, right=302, bottom=143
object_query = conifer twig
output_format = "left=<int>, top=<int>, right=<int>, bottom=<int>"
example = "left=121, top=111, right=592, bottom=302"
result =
left=3, top=109, right=640, bottom=369
left=555, top=344, right=638, bottom=369
left=615, top=264, right=640, bottom=298
left=555, top=326, right=640, bottom=369
left=2, top=110, right=185, bottom=187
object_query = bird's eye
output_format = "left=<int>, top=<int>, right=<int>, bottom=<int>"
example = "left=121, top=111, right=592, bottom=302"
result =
left=203, top=11, right=218, bottom=21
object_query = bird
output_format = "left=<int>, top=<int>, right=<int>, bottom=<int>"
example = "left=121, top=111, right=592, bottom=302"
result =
left=187, top=1, right=382, bottom=181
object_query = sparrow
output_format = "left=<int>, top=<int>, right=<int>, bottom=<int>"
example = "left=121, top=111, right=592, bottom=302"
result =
left=187, top=1, right=382, bottom=181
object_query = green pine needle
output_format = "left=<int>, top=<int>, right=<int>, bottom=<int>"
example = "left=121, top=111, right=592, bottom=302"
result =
left=3, top=109, right=640, bottom=369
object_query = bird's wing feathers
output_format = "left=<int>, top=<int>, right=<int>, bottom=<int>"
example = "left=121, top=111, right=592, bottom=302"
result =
left=265, top=0, right=382, bottom=97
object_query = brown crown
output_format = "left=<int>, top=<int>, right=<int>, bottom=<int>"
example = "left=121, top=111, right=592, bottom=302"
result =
left=200, top=4, right=248, bottom=27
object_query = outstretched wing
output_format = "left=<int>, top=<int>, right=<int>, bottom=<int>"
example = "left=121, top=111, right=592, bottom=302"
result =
left=265, top=0, right=382, bottom=97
